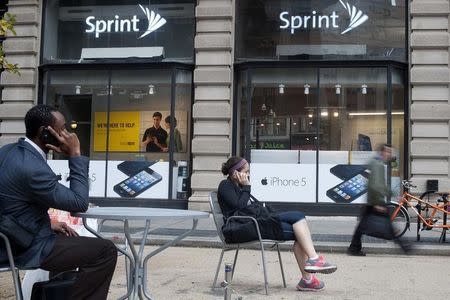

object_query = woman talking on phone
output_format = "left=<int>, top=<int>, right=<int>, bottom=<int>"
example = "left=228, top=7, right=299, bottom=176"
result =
left=218, top=156, right=337, bottom=292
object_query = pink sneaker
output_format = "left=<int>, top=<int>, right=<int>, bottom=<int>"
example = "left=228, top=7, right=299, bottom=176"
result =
left=304, top=255, right=337, bottom=274
left=296, top=275, right=324, bottom=291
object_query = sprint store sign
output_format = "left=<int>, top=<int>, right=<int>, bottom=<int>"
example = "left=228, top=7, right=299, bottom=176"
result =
left=250, top=163, right=316, bottom=203
left=85, top=4, right=166, bottom=38
left=280, top=0, right=368, bottom=35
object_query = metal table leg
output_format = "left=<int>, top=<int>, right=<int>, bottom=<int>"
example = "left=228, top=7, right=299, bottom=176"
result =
left=142, top=219, right=199, bottom=299
left=82, top=218, right=135, bottom=300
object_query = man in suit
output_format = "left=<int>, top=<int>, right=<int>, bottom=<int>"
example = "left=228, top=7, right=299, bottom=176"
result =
left=0, top=105, right=117, bottom=299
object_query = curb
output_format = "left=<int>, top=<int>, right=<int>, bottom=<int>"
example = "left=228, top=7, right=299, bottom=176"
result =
left=103, top=233, right=450, bottom=256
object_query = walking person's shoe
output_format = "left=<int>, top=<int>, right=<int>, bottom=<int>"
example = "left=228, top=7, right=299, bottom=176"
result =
left=304, top=256, right=337, bottom=274
left=296, top=275, right=324, bottom=291
left=347, top=248, right=366, bottom=256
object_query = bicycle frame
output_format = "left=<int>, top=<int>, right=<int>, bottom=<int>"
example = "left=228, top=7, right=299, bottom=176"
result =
left=393, top=191, right=450, bottom=230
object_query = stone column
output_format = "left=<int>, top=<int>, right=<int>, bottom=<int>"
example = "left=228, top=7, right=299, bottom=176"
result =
left=189, top=0, right=233, bottom=210
left=410, top=0, right=450, bottom=192
left=0, top=0, right=41, bottom=146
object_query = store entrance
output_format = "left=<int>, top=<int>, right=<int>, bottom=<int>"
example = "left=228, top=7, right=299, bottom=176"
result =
left=58, top=94, right=92, bottom=157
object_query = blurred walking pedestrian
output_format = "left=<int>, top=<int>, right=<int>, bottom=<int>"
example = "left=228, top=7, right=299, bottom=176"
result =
left=348, top=144, right=410, bottom=256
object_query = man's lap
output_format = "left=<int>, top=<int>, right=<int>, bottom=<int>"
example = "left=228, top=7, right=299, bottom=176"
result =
left=40, top=235, right=116, bottom=272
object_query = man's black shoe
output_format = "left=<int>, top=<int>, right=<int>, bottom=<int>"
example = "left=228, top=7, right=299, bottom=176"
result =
left=346, top=249, right=366, bottom=256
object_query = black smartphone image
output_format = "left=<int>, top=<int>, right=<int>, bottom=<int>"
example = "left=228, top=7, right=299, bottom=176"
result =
left=330, top=164, right=368, bottom=180
left=113, top=168, right=162, bottom=197
left=41, top=128, right=60, bottom=147
left=326, top=171, right=369, bottom=203
left=117, top=160, right=156, bottom=176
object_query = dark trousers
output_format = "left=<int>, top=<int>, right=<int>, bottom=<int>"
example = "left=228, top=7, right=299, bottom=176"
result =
left=349, top=206, right=409, bottom=252
left=40, top=236, right=118, bottom=300
left=277, top=211, right=306, bottom=241
left=349, top=206, right=374, bottom=251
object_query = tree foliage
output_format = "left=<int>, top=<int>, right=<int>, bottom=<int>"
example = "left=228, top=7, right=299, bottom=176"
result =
left=0, top=13, right=19, bottom=74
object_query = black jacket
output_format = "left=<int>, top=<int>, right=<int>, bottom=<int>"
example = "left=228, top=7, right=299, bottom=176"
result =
left=217, top=178, right=284, bottom=243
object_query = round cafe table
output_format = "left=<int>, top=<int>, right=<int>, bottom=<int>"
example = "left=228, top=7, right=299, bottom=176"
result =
left=73, top=207, right=209, bottom=300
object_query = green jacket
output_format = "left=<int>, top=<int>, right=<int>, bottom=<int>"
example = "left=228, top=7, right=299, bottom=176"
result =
left=367, top=158, right=391, bottom=206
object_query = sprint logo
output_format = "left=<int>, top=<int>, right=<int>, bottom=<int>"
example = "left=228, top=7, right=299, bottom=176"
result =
left=279, top=1, right=368, bottom=35
left=85, top=4, right=166, bottom=39
left=138, top=4, right=166, bottom=39
left=339, top=0, right=368, bottom=34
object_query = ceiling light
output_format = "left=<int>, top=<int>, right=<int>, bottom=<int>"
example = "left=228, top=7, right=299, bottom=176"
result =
left=361, top=84, right=367, bottom=95
left=148, top=84, right=155, bottom=95
left=304, top=84, right=310, bottom=95
left=308, top=122, right=313, bottom=125
left=333, top=111, right=339, bottom=117
left=75, top=85, right=81, bottom=95
left=321, top=110, right=328, bottom=117
left=335, top=84, right=341, bottom=95
left=293, top=122, right=297, bottom=126
left=276, top=122, right=280, bottom=126
left=308, top=113, right=313, bottom=118
left=278, top=84, right=285, bottom=94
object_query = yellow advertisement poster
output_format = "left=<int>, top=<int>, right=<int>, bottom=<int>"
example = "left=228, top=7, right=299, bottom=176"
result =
left=94, top=111, right=140, bottom=152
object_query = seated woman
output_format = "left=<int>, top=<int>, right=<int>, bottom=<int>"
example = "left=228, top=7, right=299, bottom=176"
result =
left=218, top=156, right=337, bottom=292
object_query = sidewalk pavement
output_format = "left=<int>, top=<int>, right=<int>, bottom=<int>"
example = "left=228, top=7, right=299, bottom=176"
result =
left=1, top=216, right=449, bottom=299
left=104, top=247, right=450, bottom=299
left=2, top=247, right=450, bottom=299
left=99, top=215, right=450, bottom=256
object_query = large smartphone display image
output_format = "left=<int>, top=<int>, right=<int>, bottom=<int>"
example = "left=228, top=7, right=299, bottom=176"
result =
left=113, top=168, right=162, bottom=197
left=330, top=164, right=368, bottom=180
left=326, top=172, right=369, bottom=203
left=117, top=160, right=156, bottom=176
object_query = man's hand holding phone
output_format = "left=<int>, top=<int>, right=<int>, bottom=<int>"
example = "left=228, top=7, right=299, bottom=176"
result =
left=233, top=171, right=250, bottom=186
left=45, top=126, right=81, bottom=157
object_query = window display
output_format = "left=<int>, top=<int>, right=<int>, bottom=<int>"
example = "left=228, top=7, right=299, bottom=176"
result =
left=238, top=66, right=406, bottom=204
left=42, top=67, right=192, bottom=200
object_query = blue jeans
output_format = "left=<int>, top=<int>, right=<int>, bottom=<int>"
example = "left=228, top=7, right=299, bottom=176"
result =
left=277, top=211, right=305, bottom=241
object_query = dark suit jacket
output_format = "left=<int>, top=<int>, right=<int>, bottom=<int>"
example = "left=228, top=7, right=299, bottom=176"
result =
left=0, top=138, right=89, bottom=268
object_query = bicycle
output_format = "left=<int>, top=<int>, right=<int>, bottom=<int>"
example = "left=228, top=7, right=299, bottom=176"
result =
left=388, top=180, right=449, bottom=242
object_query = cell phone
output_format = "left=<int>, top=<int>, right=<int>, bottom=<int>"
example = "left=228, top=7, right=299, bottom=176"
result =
left=330, top=164, right=368, bottom=180
left=326, top=171, right=369, bottom=203
left=41, top=128, right=60, bottom=147
left=113, top=168, right=162, bottom=198
left=117, top=160, right=156, bottom=176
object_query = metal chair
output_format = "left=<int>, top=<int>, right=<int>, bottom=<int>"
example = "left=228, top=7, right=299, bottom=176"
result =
left=209, top=191, right=286, bottom=295
left=0, top=231, right=24, bottom=300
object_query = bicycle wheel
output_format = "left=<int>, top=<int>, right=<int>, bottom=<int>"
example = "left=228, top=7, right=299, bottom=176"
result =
left=386, top=203, right=409, bottom=238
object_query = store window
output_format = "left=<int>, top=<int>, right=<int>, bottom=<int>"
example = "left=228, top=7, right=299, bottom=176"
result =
left=42, top=0, right=195, bottom=63
left=42, top=67, right=192, bottom=201
left=238, top=66, right=406, bottom=204
left=236, top=0, right=406, bottom=62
